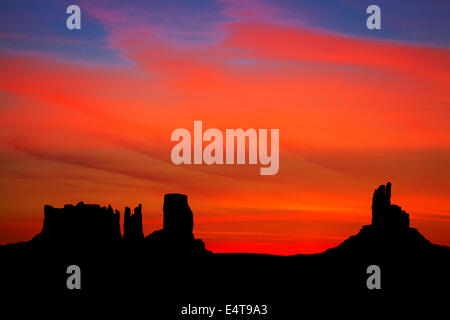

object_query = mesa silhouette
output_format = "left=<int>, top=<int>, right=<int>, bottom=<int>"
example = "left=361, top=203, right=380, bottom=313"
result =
left=29, top=193, right=207, bottom=255
left=0, top=182, right=449, bottom=312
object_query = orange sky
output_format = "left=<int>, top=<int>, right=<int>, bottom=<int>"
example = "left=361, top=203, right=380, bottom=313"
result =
left=0, top=5, right=449, bottom=254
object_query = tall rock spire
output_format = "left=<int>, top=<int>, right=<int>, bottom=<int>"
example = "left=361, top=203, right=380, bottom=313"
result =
left=145, top=193, right=206, bottom=254
left=123, top=204, right=144, bottom=240
left=163, top=193, right=194, bottom=239
left=371, top=182, right=409, bottom=230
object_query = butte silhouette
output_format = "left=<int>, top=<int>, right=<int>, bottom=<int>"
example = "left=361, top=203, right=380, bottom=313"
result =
left=0, top=182, right=448, bottom=315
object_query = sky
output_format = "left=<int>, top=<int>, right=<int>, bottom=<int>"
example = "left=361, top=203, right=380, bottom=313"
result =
left=0, top=0, right=449, bottom=254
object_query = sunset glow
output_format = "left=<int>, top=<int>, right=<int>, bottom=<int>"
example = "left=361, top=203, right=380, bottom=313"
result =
left=0, top=0, right=449, bottom=254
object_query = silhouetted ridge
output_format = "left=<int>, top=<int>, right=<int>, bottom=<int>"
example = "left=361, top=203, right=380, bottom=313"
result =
left=1, top=182, right=449, bottom=307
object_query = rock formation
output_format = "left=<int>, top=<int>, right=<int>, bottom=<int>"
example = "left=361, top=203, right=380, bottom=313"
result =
left=123, top=204, right=144, bottom=240
left=29, top=194, right=207, bottom=254
left=35, top=202, right=121, bottom=244
left=327, top=182, right=431, bottom=255
left=371, top=182, right=410, bottom=230
left=163, top=194, right=194, bottom=239
left=146, top=193, right=206, bottom=253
